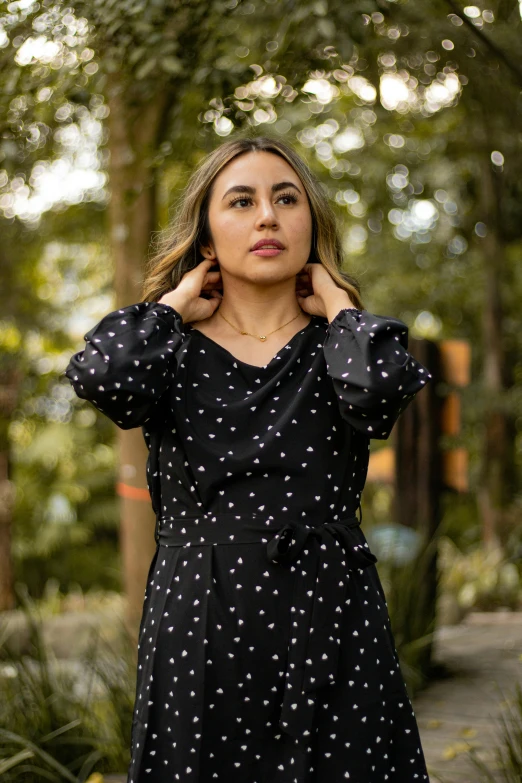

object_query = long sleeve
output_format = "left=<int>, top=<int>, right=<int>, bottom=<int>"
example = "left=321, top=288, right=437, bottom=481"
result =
left=323, top=307, right=433, bottom=440
left=64, top=301, right=187, bottom=430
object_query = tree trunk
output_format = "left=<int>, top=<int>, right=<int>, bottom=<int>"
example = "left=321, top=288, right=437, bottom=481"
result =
left=106, top=73, right=172, bottom=637
left=476, top=155, right=515, bottom=548
left=0, top=366, right=23, bottom=611
left=0, top=449, right=15, bottom=611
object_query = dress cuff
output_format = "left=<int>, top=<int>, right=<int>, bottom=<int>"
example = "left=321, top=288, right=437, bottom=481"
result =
left=327, top=307, right=363, bottom=327
left=146, top=301, right=185, bottom=323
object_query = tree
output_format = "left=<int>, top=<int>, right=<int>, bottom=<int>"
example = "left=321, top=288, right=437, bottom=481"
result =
left=0, top=0, right=385, bottom=628
left=1, top=0, right=520, bottom=624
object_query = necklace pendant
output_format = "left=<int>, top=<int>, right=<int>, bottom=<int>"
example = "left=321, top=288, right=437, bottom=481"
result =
left=259, top=335, right=267, bottom=341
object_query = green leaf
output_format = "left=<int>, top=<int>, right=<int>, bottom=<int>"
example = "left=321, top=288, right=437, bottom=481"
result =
left=0, top=730, right=79, bottom=782
left=317, top=18, right=336, bottom=38
left=0, top=749, right=35, bottom=775
left=40, top=719, right=83, bottom=744
left=128, top=46, right=146, bottom=66
left=160, top=56, right=183, bottom=75
left=135, top=58, right=157, bottom=80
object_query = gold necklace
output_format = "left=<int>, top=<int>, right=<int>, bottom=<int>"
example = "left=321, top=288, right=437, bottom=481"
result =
left=217, top=308, right=303, bottom=342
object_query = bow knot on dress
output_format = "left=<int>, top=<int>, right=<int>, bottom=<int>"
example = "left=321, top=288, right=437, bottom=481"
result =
left=266, top=516, right=378, bottom=738
left=266, top=517, right=377, bottom=569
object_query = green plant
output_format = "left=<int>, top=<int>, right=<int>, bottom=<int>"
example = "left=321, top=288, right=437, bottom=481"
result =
left=21, top=578, right=125, bottom=619
left=439, top=537, right=522, bottom=615
left=0, top=589, right=135, bottom=782
left=468, top=681, right=522, bottom=782
left=377, top=534, right=439, bottom=697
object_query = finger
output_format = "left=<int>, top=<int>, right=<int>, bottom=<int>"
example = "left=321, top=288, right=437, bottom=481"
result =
left=196, top=258, right=217, bottom=275
left=202, top=274, right=222, bottom=286
left=201, top=281, right=222, bottom=291
left=201, top=272, right=222, bottom=288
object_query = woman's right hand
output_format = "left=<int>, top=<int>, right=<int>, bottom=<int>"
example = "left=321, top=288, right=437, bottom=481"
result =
left=157, top=259, right=222, bottom=323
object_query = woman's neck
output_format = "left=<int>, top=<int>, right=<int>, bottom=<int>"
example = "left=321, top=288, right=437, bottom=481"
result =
left=216, top=295, right=304, bottom=335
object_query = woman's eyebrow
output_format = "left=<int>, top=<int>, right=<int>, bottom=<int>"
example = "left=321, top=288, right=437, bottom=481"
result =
left=221, top=181, right=302, bottom=200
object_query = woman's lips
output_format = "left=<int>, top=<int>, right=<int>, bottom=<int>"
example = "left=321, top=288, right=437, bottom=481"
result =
left=250, top=247, right=284, bottom=257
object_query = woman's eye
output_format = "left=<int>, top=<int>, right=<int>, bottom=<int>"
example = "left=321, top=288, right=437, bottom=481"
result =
left=230, top=196, right=252, bottom=208
left=229, top=193, right=298, bottom=208
left=278, top=193, right=298, bottom=205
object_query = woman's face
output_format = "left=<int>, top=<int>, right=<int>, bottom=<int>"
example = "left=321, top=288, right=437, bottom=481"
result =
left=200, top=150, right=313, bottom=287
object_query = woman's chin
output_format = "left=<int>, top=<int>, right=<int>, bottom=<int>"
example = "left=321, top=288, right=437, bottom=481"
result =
left=227, top=261, right=305, bottom=286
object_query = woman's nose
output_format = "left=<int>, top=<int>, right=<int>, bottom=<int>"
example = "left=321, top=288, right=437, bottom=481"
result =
left=255, top=199, right=279, bottom=227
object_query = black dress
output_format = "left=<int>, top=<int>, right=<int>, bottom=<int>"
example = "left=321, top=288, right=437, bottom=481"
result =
left=65, top=301, right=432, bottom=783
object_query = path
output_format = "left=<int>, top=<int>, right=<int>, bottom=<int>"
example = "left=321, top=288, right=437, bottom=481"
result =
left=414, top=612, right=522, bottom=783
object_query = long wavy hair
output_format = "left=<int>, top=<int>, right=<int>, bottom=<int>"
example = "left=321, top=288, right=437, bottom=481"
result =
left=141, top=134, right=363, bottom=309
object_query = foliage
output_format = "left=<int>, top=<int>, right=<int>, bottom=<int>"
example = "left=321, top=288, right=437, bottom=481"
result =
left=15, top=579, right=124, bottom=620
left=0, top=590, right=135, bottom=781
left=468, top=681, right=522, bottom=782
left=0, top=0, right=521, bottom=593
left=439, top=536, right=522, bottom=614
left=4, top=227, right=123, bottom=598
left=378, top=535, right=439, bottom=697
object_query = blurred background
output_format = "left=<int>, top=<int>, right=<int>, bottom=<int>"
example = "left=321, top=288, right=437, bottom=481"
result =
left=0, top=0, right=521, bottom=780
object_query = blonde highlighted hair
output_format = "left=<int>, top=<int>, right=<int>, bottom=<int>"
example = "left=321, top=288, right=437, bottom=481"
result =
left=141, top=134, right=363, bottom=309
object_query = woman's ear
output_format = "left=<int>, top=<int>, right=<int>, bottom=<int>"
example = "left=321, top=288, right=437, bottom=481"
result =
left=199, top=243, right=216, bottom=262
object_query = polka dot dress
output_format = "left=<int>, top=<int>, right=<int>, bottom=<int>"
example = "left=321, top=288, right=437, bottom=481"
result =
left=65, top=301, right=432, bottom=782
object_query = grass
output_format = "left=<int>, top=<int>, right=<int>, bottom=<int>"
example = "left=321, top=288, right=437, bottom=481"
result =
left=468, top=681, right=522, bottom=782
left=0, top=587, right=135, bottom=782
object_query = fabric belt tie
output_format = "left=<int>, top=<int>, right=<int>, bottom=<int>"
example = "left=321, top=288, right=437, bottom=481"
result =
left=155, top=511, right=378, bottom=740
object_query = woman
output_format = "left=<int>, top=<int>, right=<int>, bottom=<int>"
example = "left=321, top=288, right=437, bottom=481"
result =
left=65, top=135, right=431, bottom=782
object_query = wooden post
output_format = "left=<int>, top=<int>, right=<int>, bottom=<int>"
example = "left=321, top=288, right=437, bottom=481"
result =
left=393, top=337, right=443, bottom=674
left=368, top=337, right=471, bottom=678
left=394, top=338, right=443, bottom=540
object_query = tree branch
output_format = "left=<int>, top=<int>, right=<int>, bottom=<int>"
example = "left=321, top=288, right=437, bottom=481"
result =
left=445, top=0, right=522, bottom=88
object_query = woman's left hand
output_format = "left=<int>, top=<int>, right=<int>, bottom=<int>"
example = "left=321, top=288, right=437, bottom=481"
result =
left=296, top=263, right=357, bottom=320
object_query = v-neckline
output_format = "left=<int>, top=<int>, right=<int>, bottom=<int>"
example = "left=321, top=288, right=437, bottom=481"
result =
left=187, top=317, right=316, bottom=370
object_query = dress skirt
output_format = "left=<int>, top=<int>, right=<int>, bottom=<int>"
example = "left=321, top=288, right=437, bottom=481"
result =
left=126, top=512, right=429, bottom=782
